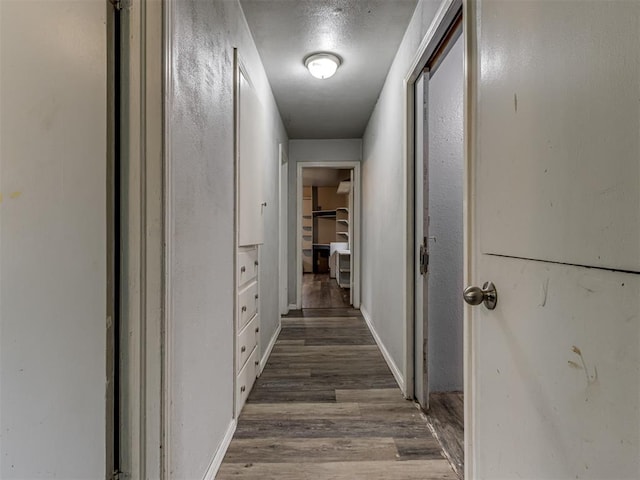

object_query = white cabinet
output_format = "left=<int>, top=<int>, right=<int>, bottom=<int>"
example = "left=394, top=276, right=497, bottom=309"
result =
left=235, top=53, right=263, bottom=415
left=235, top=246, right=260, bottom=414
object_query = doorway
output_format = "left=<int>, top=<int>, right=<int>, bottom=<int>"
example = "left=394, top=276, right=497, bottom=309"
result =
left=296, top=162, right=361, bottom=310
left=411, top=1, right=464, bottom=477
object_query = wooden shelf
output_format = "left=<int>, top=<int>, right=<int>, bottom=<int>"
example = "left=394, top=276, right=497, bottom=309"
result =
left=337, top=219, right=349, bottom=225
left=313, top=210, right=336, bottom=218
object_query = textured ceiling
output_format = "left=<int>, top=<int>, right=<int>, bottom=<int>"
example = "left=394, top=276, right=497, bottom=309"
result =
left=240, top=0, right=419, bottom=139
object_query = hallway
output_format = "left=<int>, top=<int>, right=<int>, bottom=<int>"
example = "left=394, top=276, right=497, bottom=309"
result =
left=302, top=273, right=351, bottom=309
left=217, top=310, right=456, bottom=479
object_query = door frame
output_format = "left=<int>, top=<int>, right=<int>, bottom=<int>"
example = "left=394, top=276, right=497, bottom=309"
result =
left=403, top=0, right=472, bottom=475
left=295, top=161, right=361, bottom=309
left=278, top=144, right=289, bottom=316
left=113, top=0, right=165, bottom=478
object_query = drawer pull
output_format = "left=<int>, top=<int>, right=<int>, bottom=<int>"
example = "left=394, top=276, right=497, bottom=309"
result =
left=255, top=294, right=259, bottom=299
left=241, top=305, right=247, bottom=312
left=240, top=266, right=246, bottom=273
left=254, top=260, right=259, bottom=266
left=255, top=327, right=259, bottom=333
left=240, top=385, right=246, bottom=393
left=241, top=345, right=246, bottom=353
left=255, top=360, right=259, bottom=366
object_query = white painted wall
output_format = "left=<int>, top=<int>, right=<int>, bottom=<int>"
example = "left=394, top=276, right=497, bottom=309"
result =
left=0, top=1, right=107, bottom=477
left=287, top=139, right=362, bottom=304
left=361, top=0, right=442, bottom=384
left=427, top=34, right=464, bottom=392
left=167, top=1, right=286, bottom=477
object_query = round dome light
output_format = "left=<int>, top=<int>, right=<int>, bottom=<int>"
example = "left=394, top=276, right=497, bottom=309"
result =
left=304, top=53, right=341, bottom=80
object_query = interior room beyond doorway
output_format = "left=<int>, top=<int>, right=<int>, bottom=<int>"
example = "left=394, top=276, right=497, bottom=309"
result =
left=301, top=167, right=353, bottom=309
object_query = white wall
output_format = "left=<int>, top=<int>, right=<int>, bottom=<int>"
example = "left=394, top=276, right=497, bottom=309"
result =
left=287, top=139, right=362, bottom=304
left=168, top=1, right=286, bottom=477
left=0, top=1, right=107, bottom=478
left=361, top=0, right=442, bottom=383
left=426, top=34, right=464, bottom=393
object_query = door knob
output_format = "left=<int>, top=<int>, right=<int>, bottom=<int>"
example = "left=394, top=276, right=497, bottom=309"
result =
left=463, top=282, right=497, bottom=310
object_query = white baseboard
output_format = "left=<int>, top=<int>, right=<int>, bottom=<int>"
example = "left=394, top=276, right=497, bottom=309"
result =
left=259, top=322, right=281, bottom=375
left=202, top=418, right=237, bottom=480
left=288, top=303, right=297, bottom=311
left=360, top=305, right=405, bottom=392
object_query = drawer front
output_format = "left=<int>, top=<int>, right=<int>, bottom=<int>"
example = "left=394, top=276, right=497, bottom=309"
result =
left=236, top=347, right=258, bottom=413
left=238, top=281, right=259, bottom=330
left=237, top=313, right=259, bottom=371
left=237, top=248, right=259, bottom=287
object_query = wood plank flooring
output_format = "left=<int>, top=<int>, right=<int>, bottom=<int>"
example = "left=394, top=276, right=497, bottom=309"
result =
left=217, top=312, right=457, bottom=479
left=426, top=392, right=464, bottom=479
left=302, top=273, right=350, bottom=309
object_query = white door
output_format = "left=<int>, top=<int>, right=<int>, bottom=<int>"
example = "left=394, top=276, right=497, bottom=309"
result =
left=238, top=65, right=265, bottom=247
left=467, top=1, right=640, bottom=478
left=414, top=68, right=429, bottom=409
left=279, top=145, right=289, bottom=315
left=0, top=1, right=107, bottom=477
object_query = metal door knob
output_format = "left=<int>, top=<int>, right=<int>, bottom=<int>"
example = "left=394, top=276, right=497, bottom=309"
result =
left=463, top=282, right=497, bottom=310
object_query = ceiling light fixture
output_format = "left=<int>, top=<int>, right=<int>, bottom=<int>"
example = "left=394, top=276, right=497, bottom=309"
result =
left=304, top=53, right=341, bottom=80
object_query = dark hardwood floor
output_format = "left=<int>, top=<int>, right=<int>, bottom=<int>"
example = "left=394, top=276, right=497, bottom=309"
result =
left=426, top=392, right=464, bottom=479
left=302, top=273, right=350, bottom=309
left=217, top=311, right=457, bottom=479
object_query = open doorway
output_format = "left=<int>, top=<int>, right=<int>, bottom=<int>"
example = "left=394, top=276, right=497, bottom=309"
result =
left=411, top=2, right=464, bottom=477
left=301, top=167, right=351, bottom=309
left=296, top=163, right=361, bottom=310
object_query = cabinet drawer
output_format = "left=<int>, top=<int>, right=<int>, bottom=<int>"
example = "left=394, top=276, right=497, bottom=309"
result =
left=236, top=347, right=258, bottom=413
left=238, top=249, right=259, bottom=287
left=238, top=281, right=259, bottom=330
left=238, top=314, right=259, bottom=371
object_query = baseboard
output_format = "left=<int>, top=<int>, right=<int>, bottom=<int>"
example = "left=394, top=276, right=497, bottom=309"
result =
left=288, top=303, right=297, bottom=311
left=259, top=322, right=281, bottom=375
left=202, top=418, right=237, bottom=480
left=360, top=305, right=405, bottom=392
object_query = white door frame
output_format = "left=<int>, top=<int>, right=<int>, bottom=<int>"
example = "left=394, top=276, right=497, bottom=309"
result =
left=403, top=0, right=470, bottom=474
left=296, top=161, right=361, bottom=309
left=278, top=144, right=289, bottom=315
left=115, top=0, right=165, bottom=478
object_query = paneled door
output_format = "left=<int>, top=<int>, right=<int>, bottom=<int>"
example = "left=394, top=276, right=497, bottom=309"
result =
left=467, top=1, right=640, bottom=478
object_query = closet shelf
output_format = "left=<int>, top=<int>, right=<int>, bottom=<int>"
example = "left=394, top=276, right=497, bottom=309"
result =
left=312, top=210, right=336, bottom=218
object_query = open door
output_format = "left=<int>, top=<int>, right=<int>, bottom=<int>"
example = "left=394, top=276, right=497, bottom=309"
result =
left=279, top=144, right=289, bottom=315
left=414, top=10, right=464, bottom=413
left=414, top=68, right=429, bottom=409
left=466, top=1, right=640, bottom=478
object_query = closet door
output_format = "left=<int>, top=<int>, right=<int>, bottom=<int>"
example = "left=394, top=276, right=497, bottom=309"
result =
left=238, top=66, right=264, bottom=246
